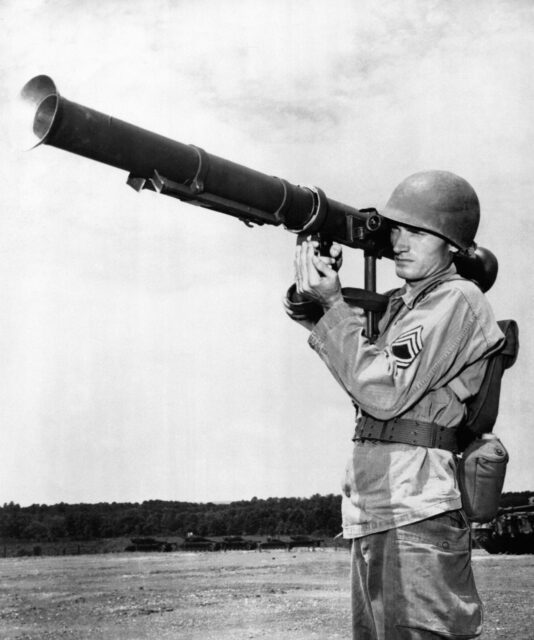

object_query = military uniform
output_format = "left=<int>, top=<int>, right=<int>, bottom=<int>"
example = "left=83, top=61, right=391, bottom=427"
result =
left=289, top=170, right=505, bottom=639
left=289, top=263, right=503, bottom=638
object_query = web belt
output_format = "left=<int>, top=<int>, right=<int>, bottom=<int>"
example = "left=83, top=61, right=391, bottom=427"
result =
left=353, top=415, right=459, bottom=453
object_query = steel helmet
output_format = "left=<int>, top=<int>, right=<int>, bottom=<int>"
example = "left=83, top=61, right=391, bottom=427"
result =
left=381, top=170, right=480, bottom=252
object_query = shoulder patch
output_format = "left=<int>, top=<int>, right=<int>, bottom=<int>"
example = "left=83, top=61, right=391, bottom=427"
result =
left=391, top=325, right=424, bottom=369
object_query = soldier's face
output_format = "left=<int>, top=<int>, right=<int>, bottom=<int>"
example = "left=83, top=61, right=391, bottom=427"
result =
left=390, top=224, right=452, bottom=283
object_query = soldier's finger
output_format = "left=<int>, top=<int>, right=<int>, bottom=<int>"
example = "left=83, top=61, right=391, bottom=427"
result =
left=330, top=242, right=342, bottom=258
left=305, top=242, right=322, bottom=285
left=294, top=245, right=303, bottom=291
left=293, top=245, right=300, bottom=273
left=299, top=241, right=311, bottom=287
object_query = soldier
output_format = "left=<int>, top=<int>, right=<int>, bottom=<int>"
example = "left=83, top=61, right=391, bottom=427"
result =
left=286, top=171, right=504, bottom=639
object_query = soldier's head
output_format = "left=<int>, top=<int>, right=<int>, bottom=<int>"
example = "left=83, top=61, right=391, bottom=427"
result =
left=382, top=170, right=480, bottom=284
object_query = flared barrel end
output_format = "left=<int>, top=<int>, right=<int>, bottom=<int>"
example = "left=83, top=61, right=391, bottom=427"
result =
left=19, top=75, right=60, bottom=149
left=20, top=75, right=57, bottom=105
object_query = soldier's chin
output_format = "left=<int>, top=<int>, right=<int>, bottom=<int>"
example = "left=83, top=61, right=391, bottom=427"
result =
left=395, top=264, right=427, bottom=284
left=394, top=263, right=412, bottom=279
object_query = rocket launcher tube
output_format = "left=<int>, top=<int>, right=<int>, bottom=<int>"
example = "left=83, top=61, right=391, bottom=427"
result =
left=20, top=75, right=497, bottom=292
left=21, top=75, right=389, bottom=253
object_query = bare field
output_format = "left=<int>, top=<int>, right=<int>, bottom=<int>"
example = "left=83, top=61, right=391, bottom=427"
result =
left=0, top=549, right=532, bottom=639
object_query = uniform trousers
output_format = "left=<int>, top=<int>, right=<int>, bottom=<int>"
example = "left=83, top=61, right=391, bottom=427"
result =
left=350, top=510, right=482, bottom=639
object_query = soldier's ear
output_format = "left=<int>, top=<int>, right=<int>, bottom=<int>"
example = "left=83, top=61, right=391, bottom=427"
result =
left=449, top=244, right=459, bottom=254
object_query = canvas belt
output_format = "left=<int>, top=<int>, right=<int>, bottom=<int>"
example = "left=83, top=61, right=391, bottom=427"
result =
left=353, top=414, right=459, bottom=453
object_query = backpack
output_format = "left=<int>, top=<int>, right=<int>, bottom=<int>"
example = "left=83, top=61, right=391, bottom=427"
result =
left=457, top=319, right=519, bottom=451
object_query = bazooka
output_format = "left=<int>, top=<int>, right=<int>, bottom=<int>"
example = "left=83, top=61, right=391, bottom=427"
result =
left=19, top=74, right=499, bottom=339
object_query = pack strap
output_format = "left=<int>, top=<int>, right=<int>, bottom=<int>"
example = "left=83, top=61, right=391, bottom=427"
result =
left=354, top=414, right=459, bottom=453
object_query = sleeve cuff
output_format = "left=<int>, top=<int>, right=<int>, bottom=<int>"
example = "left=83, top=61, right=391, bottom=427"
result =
left=283, top=284, right=324, bottom=323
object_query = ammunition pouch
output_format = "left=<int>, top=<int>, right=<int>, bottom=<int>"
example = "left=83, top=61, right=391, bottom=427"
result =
left=457, top=434, right=508, bottom=523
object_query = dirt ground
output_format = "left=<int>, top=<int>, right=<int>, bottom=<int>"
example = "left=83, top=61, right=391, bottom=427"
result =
left=0, top=548, right=532, bottom=639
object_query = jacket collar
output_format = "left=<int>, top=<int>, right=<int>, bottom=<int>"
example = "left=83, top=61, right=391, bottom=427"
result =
left=391, top=263, right=458, bottom=310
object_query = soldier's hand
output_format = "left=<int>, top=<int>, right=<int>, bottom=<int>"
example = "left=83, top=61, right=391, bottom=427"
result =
left=294, top=239, right=343, bottom=310
left=329, top=242, right=343, bottom=272
left=311, top=242, right=343, bottom=271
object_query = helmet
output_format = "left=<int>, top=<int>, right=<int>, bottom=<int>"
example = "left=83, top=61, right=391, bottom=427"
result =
left=382, top=171, right=480, bottom=252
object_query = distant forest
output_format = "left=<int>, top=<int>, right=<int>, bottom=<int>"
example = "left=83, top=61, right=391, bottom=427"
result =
left=0, top=491, right=531, bottom=543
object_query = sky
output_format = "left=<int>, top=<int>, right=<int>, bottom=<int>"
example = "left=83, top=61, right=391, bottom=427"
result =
left=0, top=0, right=533, bottom=506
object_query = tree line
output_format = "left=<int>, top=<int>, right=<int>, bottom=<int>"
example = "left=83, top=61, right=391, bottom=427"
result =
left=0, top=494, right=342, bottom=542
left=0, top=491, right=530, bottom=543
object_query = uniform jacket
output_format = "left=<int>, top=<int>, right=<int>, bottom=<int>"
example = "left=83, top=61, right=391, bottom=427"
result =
left=306, top=264, right=504, bottom=537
